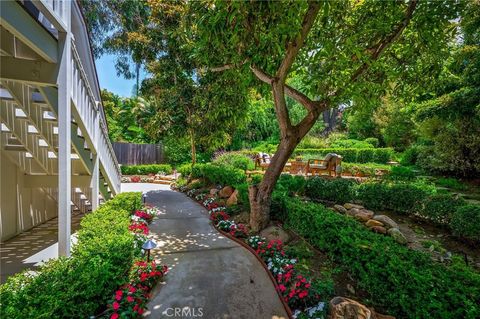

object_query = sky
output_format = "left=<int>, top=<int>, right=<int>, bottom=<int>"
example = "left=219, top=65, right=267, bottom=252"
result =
left=95, top=54, right=148, bottom=98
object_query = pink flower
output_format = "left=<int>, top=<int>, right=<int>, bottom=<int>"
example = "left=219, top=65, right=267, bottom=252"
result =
left=113, top=301, right=120, bottom=310
left=127, top=296, right=134, bottom=303
left=115, top=294, right=122, bottom=301
left=278, top=284, right=286, bottom=292
left=111, top=313, right=119, bottom=319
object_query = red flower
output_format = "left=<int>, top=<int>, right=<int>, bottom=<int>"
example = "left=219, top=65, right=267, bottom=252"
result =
left=278, top=284, right=286, bottom=292
left=129, top=286, right=136, bottom=293
left=298, top=290, right=308, bottom=299
left=113, top=301, right=120, bottom=310
left=110, top=313, right=119, bottom=319
left=115, top=294, right=122, bottom=301
left=127, top=296, right=134, bottom=303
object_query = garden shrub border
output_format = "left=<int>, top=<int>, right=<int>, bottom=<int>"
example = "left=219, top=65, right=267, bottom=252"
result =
left=0, top=193, right=167, bottom=319
left=294, top=148, right=394, bottom=164
left=305, top=177, right=480, bottom=241
left=284, top=198, right=480, bottom=319
left=121, top=164, right=173, bottom=176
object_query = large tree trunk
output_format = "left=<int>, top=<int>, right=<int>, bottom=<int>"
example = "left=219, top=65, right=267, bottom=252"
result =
left=249, top=136, right=298, bottom=231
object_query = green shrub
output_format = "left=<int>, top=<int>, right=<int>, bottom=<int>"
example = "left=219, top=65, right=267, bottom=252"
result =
left=436, top=177, right=467, bottom=190
left=121, top=164, right=173, bottom=175
left=186, top=163, right=246, bottom=186
left=275, top=174, right=306, bottom=195
left=285, top=199, right=480, bottom=318
left=400, top=145, right=420, bottom=165
left=364, top=137, right=380, bottom=148
left=342, top=162, right=391, bottom=176
left=305, top=177, right=357, bottom=203
left=177, top=163, right=193, bottom=177
left=415, top=194, right=465, bottom=225
left=388, top=166, right=416, bottom=180
left=330, top=139, right=375, bottom=149
left=213, top=152, right=255, bottom=170
left=451, top=205, right=480, bottom=241
left=357, top=181, right=435, bottom=214
left=0, top=192, right=142, bottom=318
left=294, top=148, right=393, bottom=164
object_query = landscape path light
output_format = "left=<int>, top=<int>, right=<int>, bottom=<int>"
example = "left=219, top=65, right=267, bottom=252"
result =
left=142, top=239, right=157, bottom=262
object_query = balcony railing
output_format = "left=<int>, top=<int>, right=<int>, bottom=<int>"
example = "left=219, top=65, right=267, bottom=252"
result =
left=37, top=0, right=121, bottom=195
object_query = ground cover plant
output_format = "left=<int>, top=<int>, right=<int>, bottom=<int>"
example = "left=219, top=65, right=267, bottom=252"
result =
left=284, top=199, right=480, bottom=318
left=304, top=176, right=480, bottom=242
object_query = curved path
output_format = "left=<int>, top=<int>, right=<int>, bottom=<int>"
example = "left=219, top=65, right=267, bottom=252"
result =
left=121, top=183, right=288, bottom=319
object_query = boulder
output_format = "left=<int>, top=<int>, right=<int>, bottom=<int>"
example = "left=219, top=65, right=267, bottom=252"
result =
left=371, top=226, right=387, bottom=234
left=210, top=188, right=219, bottom=196
left=226, top=189, right=239, bottom=206
left=388, top=228, right=407, bottom=244
left=347, top=208, right=361, bottom=217
left=355, top=210, right=374, bottom=222
left=219, top=186, right=234, bottom=198
left=329, top=297, right=372, bottom=319
left=372, top=215, right=398, bottom=229
left=344, top=203, right=364, bottom=210
left=259, top=225, right=290, bottom=243
left=365, top=219, right=384, bottom=228
left=334, top=205, right=348, bottom=214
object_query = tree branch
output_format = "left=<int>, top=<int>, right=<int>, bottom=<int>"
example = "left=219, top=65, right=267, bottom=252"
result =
left=251, top=65, right=321, bottom=113
left=276, top=1, right=321, bottom=82
left=204, top=58, right=249, bottom=73
left=348, top=0, right=418, bottom=85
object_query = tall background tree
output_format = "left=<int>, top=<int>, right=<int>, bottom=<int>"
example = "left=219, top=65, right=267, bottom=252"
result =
left=82, top=0, right=467, bottom=230
left=182, top=0, right=462, bottom=230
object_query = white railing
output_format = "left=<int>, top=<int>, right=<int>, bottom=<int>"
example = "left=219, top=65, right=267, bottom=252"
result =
left=36, top=0, right=121, bottom=195
left=70, top=43, right=121, bottom=195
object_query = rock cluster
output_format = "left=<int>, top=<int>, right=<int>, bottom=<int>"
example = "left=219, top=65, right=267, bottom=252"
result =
left=333, top=203, right=407, bottom=245
left=329, top=296, right=396, bottom=319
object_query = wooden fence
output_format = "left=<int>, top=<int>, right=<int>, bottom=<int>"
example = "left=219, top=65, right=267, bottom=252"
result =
left=112, top=142, right=164, bottom=165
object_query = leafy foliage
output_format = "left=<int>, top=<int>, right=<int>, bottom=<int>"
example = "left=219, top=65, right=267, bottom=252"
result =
left=0, top=193, right=142, bottom=318
left=285, top=199, right=480, bottom=319
left=294, top=148, right=393, bottom=164
left=121, top=164, right=173, bottom=176
left=451, top=205, right=480, bottom=241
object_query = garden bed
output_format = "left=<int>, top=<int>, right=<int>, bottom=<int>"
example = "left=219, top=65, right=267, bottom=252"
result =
left=0, top=193, right=168, bottom=319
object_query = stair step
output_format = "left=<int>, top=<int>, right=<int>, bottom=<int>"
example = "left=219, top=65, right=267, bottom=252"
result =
left=4, top=145, right=27, bottom=151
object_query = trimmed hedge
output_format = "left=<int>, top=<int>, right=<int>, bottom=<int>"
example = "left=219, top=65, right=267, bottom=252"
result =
left=305, top=178, right=357, bottom=204
left=285, top=199, right=480, bottom=318
left=305, top=177, right=479, bottom=240
left=121, top=164, right=173, bottom=176
left=415, top=194, right=465, bottom=225
left=0, top=192, right=142, bottom=318
left=180, top=163, right=246, bottom=186
left=356, top=181, right=436, bottom=214
left=294, top=147, right=393, bottom=164
left=451, top=205, right=480, bottom=241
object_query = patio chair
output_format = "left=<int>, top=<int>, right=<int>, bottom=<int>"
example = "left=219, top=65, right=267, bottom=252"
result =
left=306, top=153, right=343, bottom=177
left=254, top=152, right=272, bottom=170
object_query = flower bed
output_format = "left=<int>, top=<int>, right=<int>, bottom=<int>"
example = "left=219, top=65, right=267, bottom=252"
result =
left=105, top=205, right=168, bottom=319
left=0, top=193, right=169, bottom=319
left=184, top=188, right=327, bottom=319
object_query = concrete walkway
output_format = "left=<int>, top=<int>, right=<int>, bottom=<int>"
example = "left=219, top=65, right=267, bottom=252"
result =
left=122, top=183, right=288, bottom=319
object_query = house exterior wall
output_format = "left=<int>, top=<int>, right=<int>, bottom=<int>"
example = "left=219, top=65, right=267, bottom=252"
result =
left=0, top=153, right=57, bottom=241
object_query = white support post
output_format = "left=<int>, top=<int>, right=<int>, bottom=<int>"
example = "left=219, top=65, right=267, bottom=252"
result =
left=57, top=0, right=72, bottom=257
left=90, top=108, right=99, bottom=210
